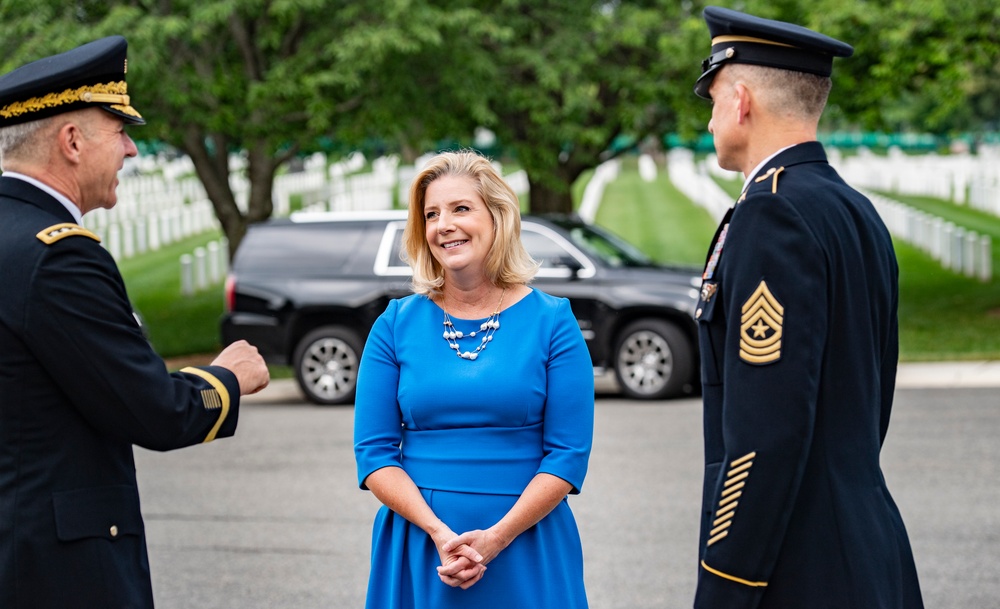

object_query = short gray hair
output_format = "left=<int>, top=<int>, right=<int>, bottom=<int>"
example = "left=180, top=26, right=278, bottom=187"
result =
left=0, top=117, right=54, bottom=167
left=726, top=64, right=832, bottom=121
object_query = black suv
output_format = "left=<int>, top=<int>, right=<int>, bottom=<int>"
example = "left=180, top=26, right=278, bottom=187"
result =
left=222, top=211, right=702, bottom=404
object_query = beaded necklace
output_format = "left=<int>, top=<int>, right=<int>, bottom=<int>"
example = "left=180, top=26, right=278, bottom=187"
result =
left=441, top=288, right=506, bottom=361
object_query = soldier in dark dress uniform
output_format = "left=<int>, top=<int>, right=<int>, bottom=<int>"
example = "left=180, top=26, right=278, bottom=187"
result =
left=691, top=7, right=924, bottom=609
left=0, top=37, right=270, bottom=608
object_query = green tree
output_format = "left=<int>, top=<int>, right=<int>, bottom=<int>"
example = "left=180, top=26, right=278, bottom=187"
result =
left=826, top=0, right=1000, bottom=135
left=706, top=0, right=1000, bottom=135
left=457, top=1, right=704, bottom=214
left=0, top=0, right=465, bottom=256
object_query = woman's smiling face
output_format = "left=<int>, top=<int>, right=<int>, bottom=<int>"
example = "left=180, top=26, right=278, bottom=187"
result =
left=423, top=174, right=495, bottom=280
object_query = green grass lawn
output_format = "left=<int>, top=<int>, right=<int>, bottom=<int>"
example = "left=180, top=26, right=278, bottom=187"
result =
left=706, top=172, right=1000, bottom=360
left=117, top=231, right=227, bottom=359
left=116, top=157, right=1000, bottom=363
left=595, top=158, right=718, bottom=266
left=877, top=191, right=1000, bottom=360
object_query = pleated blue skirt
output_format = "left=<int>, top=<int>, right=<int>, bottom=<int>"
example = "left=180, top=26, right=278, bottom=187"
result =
left=365, top=488, right=588, bottom=609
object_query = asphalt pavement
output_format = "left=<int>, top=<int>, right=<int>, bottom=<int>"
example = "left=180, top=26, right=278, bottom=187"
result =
left=134, top=362, right=1000, bottom=608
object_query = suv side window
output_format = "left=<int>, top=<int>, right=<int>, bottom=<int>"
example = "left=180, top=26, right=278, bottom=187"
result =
left=522, top=223, right=595, bottom=278
left=237, top=222, right=372, bottom=274
left=375, top=221, right=412, bottom=276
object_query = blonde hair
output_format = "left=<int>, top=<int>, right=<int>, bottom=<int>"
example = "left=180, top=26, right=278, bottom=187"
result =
left=403, top=150, right=538, bottom=296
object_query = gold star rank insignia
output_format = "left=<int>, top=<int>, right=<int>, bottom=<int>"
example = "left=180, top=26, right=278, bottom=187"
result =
left=740, top=280, right=783, bottom=364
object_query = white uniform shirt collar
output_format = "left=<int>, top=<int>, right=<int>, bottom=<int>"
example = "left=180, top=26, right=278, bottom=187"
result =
left=3, top=171, right=84, bottom=224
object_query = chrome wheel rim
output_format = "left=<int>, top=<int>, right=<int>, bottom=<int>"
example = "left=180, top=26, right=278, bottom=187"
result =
left=301, top=337, right=358, bottom=401
left=617, top=330, right=673, bottom=396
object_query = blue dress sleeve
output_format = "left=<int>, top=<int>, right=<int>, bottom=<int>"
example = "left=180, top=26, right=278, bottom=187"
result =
left=353, top=299, right=403, bottom=489
left=537, top=297, right=594, bottom=494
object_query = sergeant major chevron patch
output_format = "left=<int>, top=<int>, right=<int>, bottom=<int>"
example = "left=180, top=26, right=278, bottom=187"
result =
left=739, top=280, right=783, bottom=364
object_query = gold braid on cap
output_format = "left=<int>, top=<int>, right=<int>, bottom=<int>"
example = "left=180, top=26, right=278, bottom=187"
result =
left=711, top=35, right=798, bottom=49
left=0, top=81, right=130, bottom=119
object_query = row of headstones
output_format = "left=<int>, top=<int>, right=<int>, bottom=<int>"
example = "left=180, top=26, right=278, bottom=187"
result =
left=665, top=149, right=994, bottom=282
left=667, top=148, right=734, bottom=223
left=838, top=146, right=1000, bottom=216
left=867, top=191, right=993, bottom=282
left=179, top=239, right=230, bottom=296
left=275, top=152, right=394, bottom=215
left=578, top=160, right=622, bottom=223
left=87, top=199, right=220, bottom=261
left=291, top=154, right=531, bottom=216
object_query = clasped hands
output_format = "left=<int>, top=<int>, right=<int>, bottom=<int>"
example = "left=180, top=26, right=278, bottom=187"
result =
left=433, top=527, right=508, bottom=590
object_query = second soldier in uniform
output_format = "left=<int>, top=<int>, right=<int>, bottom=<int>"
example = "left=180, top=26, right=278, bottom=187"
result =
left=691, top=7, right=924, bottom=609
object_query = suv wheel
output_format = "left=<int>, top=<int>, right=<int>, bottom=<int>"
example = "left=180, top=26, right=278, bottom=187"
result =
left=613, top=319, right=692, bottom=400
left=293, top=326, right=363, bottom=405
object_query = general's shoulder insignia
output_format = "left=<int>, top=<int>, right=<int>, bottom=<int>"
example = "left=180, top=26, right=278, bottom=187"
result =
left=36, top=223, right=101, bottom=245
left=739, top=280, right=783, bottom=364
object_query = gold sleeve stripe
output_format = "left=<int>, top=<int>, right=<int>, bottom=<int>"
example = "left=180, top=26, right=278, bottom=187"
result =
left=713, top=512, right=735, bottom=527
left=724, top=471, right=749, bottom=487
left=721, top=482, right=744, bottom=498
left=180, top=367, right=231, bottom=443
left=716, top=500, right=738, bottom=516
left=709, top=520, right=732, bottom=537
left=728, top=461, right=753, bottom=477
left=707, top=531, right=729, bottom=546
left=731, top=451, right=757, bottom=467
left=719, top=491, right=742, bottom=508
left=701, top=561, right=767, bottom=587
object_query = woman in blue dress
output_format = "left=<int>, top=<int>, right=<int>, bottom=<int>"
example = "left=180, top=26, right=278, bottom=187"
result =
left=354, top=150, right=594, bottom=608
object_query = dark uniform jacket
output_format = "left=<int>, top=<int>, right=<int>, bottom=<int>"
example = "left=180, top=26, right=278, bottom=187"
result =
left=694, top=142, right=924, bottom=608
left=0, top=177, right=241, bottom=609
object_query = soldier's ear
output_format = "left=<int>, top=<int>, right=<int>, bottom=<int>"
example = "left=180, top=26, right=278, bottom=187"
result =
left=734, top=83, right=752, bottom=125
left=55, top=118, right=85, bottom=165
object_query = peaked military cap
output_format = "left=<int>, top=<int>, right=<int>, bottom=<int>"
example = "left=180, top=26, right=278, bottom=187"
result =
left=694, top=6, right=853, bottom=99
left=0, top=36, right=144, bottom=127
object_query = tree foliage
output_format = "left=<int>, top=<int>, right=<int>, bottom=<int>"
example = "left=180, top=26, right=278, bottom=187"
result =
left=0, top=0, right=996, bottom=245
left=461, top=1, right=702, bottom=213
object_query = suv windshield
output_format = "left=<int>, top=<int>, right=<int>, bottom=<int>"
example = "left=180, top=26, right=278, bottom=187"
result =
left=559, top=222, right=654, bottom=268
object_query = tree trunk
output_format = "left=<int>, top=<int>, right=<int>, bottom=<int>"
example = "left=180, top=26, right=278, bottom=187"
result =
left=181, top=129, right=247, bottom=260
left=527, top=176, right=575, bottom=215
left=180, top=128, right=288, bottom=259
left=245, top=145, right=276, bottom=224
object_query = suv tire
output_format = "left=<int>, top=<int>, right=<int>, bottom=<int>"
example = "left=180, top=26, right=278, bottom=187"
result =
left=293, top=325, right=364, bottom=405
left=613, top=319, right=692, bottom=400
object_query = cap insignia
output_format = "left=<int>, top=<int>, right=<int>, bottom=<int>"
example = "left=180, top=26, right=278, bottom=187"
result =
left=739, top=280, right=783, bottom=364
left=36, top=223, right=101, bottom=245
